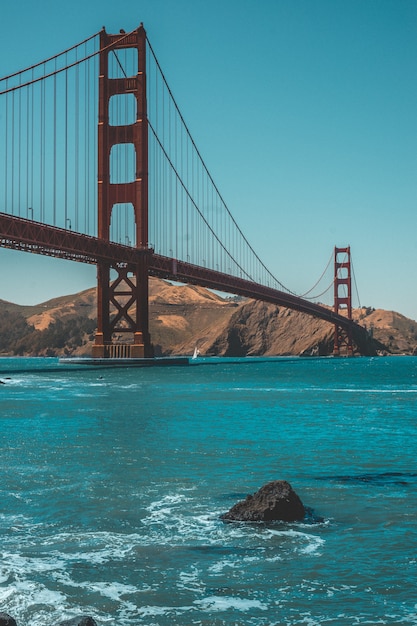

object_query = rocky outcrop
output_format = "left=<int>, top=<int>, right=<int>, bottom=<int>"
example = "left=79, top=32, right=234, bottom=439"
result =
left=221, top=480, right=305, bottom=522
left=0, top=616, right=97, bottom=626
left=0, top=614, right=17, bottom=626
left=58, top=618, right=97, bottom=626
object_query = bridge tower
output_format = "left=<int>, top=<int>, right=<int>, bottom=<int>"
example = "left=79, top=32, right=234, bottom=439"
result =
left=333, top=246, right=353, bottom=356
left=92, top=24, right=152, bottom=358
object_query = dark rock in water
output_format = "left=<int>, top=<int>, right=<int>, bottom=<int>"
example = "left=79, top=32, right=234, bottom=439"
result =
left=0, top=615, right=17, bottom=626
left=0, top=615, right=97, bottom=626
left=221, top=480, right=305, bottom=522
left=57, top=618, right=97, bottom=626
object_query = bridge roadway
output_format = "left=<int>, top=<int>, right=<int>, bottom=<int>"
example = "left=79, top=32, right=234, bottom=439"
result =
left=0, top=213, right=362, bottom=337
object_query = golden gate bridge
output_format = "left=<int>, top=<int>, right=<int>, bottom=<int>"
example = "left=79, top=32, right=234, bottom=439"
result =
left=0, top=24, right=371, bottom=358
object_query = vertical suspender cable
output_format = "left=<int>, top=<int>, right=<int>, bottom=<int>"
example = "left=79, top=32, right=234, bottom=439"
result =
left=85, top=40, right=89, bottom=234
left=11, top=89, right=14, bottom=214
left=26, top=82, right=29, bottom=214
left=64, top=54, right=68, bottom=228
left=30, top=69, right=34, bottom=218
left=53, top=60, right=57, bottom=226
left=75, top=48, right=79, bottom=232
left=5, top=81, right=8, bottom=214
left=40, top=75, right=44, bottom=222
left=17, top=74, right=21, bottom=216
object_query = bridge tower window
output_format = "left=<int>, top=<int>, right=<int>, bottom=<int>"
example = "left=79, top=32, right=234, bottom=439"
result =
left=108, top=47, right=138, bottom=79
left=110, top=202, right=136, bottom=246
left=109, top=93, right=137, bottom=127
left=110, top=143, right=136, bottom=184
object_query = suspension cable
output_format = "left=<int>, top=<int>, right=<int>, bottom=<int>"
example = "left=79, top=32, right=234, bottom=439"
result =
left=0, top=31, right=99, bottom=83
left=303, top=279, right=335, bottom=301
left=146, top=36, right=293, bottom=294
left=148, top=119, right=253, bottom=281
left=0, top=27, right=140, bottom=96
left=111, top=50, right=127, bottom=78
left=299, top=250, right=333, bottom=298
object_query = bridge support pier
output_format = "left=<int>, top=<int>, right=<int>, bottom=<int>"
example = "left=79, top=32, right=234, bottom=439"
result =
left=93, top=24, right=152, bottom=358
left=333, top=246, right=353, bottom=356
left=92, top=255, right=152, bottom=359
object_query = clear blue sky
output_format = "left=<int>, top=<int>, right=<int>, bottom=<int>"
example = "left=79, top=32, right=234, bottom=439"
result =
left=1, top=0, right=416, bottom=320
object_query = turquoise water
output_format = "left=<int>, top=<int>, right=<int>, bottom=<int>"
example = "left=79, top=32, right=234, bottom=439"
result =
left=1, top=356, right=417, bottom=625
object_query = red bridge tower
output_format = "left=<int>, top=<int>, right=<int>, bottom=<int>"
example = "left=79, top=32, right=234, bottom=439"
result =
left=333, top=246, right=353, bottom=356
left=92, top=24, right=152, bottom=358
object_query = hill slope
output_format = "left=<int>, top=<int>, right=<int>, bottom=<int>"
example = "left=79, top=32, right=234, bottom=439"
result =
left=0, top=279, right=416, bottom=357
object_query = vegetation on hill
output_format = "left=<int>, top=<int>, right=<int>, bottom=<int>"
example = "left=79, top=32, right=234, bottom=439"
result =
left=0, top=307, right=96, bottom=356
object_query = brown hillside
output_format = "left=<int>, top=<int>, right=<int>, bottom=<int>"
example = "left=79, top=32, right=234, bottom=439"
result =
left=148, top=280, right=240, bottom=356
left=27, top=289, right=96, bottom=331
left=354, top=308, right=417, bottom=355
left=0, top=279, right=416, bottom=357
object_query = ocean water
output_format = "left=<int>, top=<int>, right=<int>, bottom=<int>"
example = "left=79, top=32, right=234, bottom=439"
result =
left=0, top=355, right=417, bottom=625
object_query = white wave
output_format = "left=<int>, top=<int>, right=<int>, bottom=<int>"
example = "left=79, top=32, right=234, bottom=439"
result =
left=0, top=488, right=327, bottom=625
left=266, top=528, right=325, bottom=555
left=136, top=604, right=195, bottom=618
left=177, top=566, right=204, bottom=592
left=208, top=558, right=240, bottom=573
left=0, top=568, right=9, bottom=584
left=337, top=388, right=417, bottom=394
left=36, top=530, right=143, bottom=564
left=0, top=377, right=26, bottom=385
left=82, top=581, right=138, bottom=607
left=146, top=492, right=193, bottom=509
left=0, top=579, right=69, bottom=624
left=140, top=493, right=227, bottom=546
left=0, top=551, right=65, bottom=575
left=195, top=595, right=268, bottom=612
left=228, top=385, right=417, bottom=395
left=135, top=595, right=269, bottom=618
left=230, top=387, right=276, bottom=392
left=141, top=492, right=327, bottom=562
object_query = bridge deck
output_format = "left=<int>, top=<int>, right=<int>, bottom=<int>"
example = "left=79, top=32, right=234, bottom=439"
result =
left=0, top=213, right=358, bottom=333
